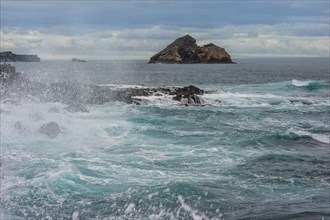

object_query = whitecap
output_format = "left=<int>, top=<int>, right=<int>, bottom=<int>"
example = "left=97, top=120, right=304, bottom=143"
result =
left=291, top=79, right=313, bottom=87
left=286, top=128, right=330, bottom=144
left=98, top=84, right=150, bottom=90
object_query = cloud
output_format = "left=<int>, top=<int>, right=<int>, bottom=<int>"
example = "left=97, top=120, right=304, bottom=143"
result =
left=1, top=1, right=328, bottom=59
left=1, top=22, right=329, bottom=60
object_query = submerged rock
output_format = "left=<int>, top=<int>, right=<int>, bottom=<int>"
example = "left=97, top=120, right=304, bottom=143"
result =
left=149, top=35, right=234, bottom=64
left=14, top=121, right=28, bottom=135
left=39, top=122, right=61, bottom=138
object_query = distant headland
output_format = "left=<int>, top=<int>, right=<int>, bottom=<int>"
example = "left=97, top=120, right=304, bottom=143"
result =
left=149, top=35, right=234, bottom=64
left=0, top=51, right=41, bottom=62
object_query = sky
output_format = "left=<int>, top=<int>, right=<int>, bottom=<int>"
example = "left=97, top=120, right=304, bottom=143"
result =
left=0, top=0, right=329, bottom=60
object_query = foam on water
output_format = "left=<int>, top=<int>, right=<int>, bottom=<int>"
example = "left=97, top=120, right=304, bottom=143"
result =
left=0, top=100, right=125, bottom=153
left=290, top=79, right=329, bottom=90
left=1, top=60, right=329, bottom=219
left=132, top=94, right=179, bottom=105
left=292, top=79, right=315, bottom=87
left=286, top=127, right=330, bottom=144
left=110, top=80, right=330, bottom=107
left=98, top=84, right=151, bottom=90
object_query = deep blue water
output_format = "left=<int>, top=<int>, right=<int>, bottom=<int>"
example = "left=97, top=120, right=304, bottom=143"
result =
left=1, top=58, right=329, bottom=219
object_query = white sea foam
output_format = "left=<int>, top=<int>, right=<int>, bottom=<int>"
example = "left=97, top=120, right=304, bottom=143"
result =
left=71, top=211, right=79, bottom=220
left=286, top=128, right=330, bottom=144
left=98, top=83, right=151, bottom=89
left=177, top=195, right=213, bottom=220
left=0, top=100, right=132, bottom=153
left=291, top=79, right=313, bottom=87
left=91, top=82, right=330, bottom=107
left=2, top=60, right=329, bottom=219
left=124, top=203, right=136, bottom=214
left=132, top=94, right=179, bottom=105
left=172, top=130, right=224, bottom=137
left=131, top=90, right=280, bottom=107
left=202, top=91, right=285, bottom=107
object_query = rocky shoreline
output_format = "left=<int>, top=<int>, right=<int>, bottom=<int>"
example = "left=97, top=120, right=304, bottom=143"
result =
left=2, top=64, right=317, bottom=109
left=1, top=64, right=206, bottom=107
left=0, top=51, right=41, bottom=62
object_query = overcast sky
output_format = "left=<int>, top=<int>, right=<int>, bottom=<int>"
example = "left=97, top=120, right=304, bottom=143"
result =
left=0, top=0, right=329, bottom=60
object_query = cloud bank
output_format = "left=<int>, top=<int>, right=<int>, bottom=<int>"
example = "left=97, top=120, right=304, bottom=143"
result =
left=1, top=1, right=329, bottom=60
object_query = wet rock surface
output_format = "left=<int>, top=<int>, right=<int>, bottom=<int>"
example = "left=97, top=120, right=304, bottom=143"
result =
left=172, top=85, right=205, bottom=104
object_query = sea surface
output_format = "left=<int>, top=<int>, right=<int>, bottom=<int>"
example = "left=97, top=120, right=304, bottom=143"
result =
left=1, top=58, right=330, bottom=219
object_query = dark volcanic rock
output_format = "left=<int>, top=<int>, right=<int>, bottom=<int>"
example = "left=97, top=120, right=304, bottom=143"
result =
left=174, top=85, right=204, bottom=96
left=0, top=51, right=40, bottom=62
left=39, top=122, right=61, bottom=138
left=172, top=85, right=205, bottom=104
left=149, top=35, right=234, bottom=64
left=71, top=58, right=86, bottom=62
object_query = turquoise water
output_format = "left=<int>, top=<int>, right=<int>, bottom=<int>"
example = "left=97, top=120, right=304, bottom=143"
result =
left=1, top=59, right=330, bottom=219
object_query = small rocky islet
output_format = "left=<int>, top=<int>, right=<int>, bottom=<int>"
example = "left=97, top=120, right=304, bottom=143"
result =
left=71, top=58, right=86, bottom=62
left=149, top=35, right=234, bottom=64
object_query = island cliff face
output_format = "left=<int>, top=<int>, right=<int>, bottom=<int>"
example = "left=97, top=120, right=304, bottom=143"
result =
left=149, top=35, right=234, bottom=64
left=0, top=51, right=41, bottom=62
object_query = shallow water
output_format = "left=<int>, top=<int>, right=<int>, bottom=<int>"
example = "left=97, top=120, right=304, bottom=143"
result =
left=1, top=58, right=330, bottom=219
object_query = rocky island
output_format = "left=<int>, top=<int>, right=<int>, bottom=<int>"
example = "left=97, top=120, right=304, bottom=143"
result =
left=149, top=35, right=234, bottom=64
left=0, top=51, right=41, bottom=62
left=71, top=58, right=86, bottom=62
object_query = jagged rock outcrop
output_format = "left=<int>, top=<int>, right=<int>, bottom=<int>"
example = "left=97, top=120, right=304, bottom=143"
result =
left=149, top=35, right=234, bottom=64
left=0, top=51, right=40, bottom=62
left=172, top=85, right=204, bottom=104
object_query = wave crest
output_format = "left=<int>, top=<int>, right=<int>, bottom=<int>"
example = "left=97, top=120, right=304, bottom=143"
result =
left=286, top=128, right=330, bottom=144
left=291, top=80, right=328, bottom=90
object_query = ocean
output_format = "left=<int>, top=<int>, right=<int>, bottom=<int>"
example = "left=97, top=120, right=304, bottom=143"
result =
left=1, top=58, right=329, bottom=219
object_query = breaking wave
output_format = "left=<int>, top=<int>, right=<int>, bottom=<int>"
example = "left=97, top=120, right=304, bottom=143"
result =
left=286, top=128, right=330, bottom=144
left=290, top=79, right=329, bottom=90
